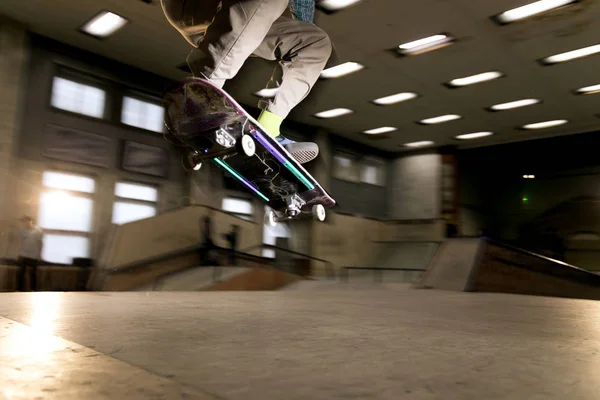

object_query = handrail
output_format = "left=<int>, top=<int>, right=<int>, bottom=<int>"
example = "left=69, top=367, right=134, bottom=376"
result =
left=240, top=243, right=336, bottom=279
left=104, top=243, right=269, bottom=275
left=340, top=266, right=426, bottom=283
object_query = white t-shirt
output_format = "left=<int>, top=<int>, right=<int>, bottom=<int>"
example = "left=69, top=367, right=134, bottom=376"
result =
left=19, top=227, right=43, bottom=259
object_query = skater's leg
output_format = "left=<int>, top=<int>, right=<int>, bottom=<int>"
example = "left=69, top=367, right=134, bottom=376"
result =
left=253, top=16, right=332, bottom=136
left=161, top=0, right=290, bottom=88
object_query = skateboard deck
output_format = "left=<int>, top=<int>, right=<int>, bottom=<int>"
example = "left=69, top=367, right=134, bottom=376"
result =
left=163, top=77, right=336, bottom=225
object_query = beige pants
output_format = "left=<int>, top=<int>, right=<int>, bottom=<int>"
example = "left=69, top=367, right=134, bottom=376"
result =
left=160, top=0, right=332, bottom=119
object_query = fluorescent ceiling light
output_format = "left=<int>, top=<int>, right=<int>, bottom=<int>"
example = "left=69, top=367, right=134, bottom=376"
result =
left=397, top=34, right=454, bottom=55
left=575, top=84, right=600, bottom=95
left=447, top=71, right=503, bottom=87
left=372, top=92, right=418, bottom=105
left=522, top=119, right=568, bottom=129
left=318, top=0, right=362, bottom=11
left=541, top=44, right=600, bottom=65
left=404, top=141, right=434, bottom=148
left=313, top=108, right=353, bottom=118
left=419, top=114, right=461, bottom=125
left=320, top=62, right=364, bottom=79
left=253, top=88, right=279, bottom=98
left=363, top=127, right=397, bottom=135
left=523, top=175, right=536, bottom=179
left=455, top=132, right=494, bottom=140
left=489, top=98, right=540, bottom=111
left=81, top=11, right=128, bottom=38
left=495, top=0, right=578, bottom=24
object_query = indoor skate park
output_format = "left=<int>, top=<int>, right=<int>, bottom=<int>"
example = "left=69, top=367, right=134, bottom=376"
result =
left=2, top=0, right=600, bottom=399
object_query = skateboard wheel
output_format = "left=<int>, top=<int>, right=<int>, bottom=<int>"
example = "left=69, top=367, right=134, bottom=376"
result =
left=264, top=210, right=278, bottom=227
left=312, top=204, right=326, bottom=222
left=240, top=134, right=256, bottom=157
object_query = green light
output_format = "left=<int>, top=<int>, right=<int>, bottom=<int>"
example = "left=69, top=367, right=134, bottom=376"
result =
left=213, top=158, right=270, bottom=202
left=522, top=197, right=529, bottom=202
left=284, top=161, right=315, bottom=190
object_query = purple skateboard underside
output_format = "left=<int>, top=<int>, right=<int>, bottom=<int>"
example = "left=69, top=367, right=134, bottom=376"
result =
left=163, top=77, right=336, bottom=214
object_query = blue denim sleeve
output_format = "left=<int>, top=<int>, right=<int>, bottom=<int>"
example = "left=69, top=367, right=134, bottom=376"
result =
left=289, top=0, right=315, bottom=23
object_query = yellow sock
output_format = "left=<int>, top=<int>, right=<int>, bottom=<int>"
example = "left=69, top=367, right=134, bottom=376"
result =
left=257, top=110, right=283, bottom=138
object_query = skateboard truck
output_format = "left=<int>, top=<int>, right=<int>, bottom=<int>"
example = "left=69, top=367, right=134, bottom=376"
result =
left=214, top=126, right=236, bottom=148
left=264, top=195, right=326, bottom=227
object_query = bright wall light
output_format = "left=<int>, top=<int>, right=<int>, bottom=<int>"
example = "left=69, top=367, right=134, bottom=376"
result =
left=320, top=62, right=364, bottom=79
left=541, top=44, right=600, bottom=65
left=489, top=98, right=540, bottom=111
left=419, top=114, right=461, bottom=125
left=455, top=132, right=494, bottom=140
left=372, top=92, right=418, bottom=105
left=363, top=127, right=397, bottom=135
left=447, top=71, right=504, bottom=87
left=313, top=108, right=353, bottom=118
left=253, top=88, right=279, bottom=98
left=404, top=141, right=434, bottom=148
left=523, top=175, right=536, bottom=179
left=522, top=119, right=568, bottom=129
left=317, top=0, right=363, bottom=11
left=397, top=34, right=455, bottom=55
left=575, top=84, right=600, bottom=95
left=81, top=11, right=128, bottom=38
left=494, top=0, right=578, bottom=24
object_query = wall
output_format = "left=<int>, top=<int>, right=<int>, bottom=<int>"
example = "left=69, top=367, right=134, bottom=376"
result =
left=390, top=153, right=441, bottom=220
left=0, top=17, right=29, bottom=258
left=4, top=34, right=188, bottom=261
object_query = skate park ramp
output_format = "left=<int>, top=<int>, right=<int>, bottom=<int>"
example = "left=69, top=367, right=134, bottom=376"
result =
left=417, top=238, right=600, bottom=300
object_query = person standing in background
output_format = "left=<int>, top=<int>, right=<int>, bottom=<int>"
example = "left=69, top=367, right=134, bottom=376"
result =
left=16, top=215, right=43, bottom=291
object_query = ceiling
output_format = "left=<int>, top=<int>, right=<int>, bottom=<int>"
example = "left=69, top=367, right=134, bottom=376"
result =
left=2, top=0, right=600, bottom=153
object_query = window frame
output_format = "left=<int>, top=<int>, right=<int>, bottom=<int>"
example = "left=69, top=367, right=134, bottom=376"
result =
left=111, top=180, right=160, bottom=225
left=221, top=195, right=255, bottom=221
left=38, top=170, right=97, bottom=264
left=49, top=69, right=110, bottom=120
left=119, top=91, right=166, bottom=134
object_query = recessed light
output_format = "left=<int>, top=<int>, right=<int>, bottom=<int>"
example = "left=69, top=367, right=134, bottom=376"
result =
left=541, top=44, right=600, bottom=65
left=455, top=132, right=494, bottom=140
left=489, top=98, right=540, bottom=111
left=253, top=88, right=279, bottom=98
left=397, top=34, right=455, bottom=56
left=522, top=119, right=568, bottom=129
left=81, top=11, right=128, bottom=38
left=575, top=84, right=600, bottom=95
left=363, top=127, right=397, bottom=135
left=317, top=0, right=363, bottom=11
left=447, top=71, right=504, bottom=87
left=320, top=62, right=364, bottom=79
left=404, top=141, right=434, bottom=148
left=372, top=92, right=418, bottom=105
left=494, top=0, right=578, bottom=24
left=313, top=108, right=353, bottom=119
left=419, top=114, right=461, bottom=125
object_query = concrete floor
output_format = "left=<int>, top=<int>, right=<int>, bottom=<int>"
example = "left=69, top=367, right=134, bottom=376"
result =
left=1, top=284, right=600, bottom=399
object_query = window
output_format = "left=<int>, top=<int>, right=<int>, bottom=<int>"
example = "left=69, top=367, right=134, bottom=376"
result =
left=51, top=77, right=106, bottom=118
left=112, top=182, right=158, bottom=224
left=262, top=206, right=291, bottom=258
left=222, top=197, right=253, bottom=220
left=38, top=172, right=95, bottom=264
left=360, top=158, right=386, bottom=186
left=332, top=154, right=359, bottom=182
left=121, top=96, right=165, bottom=133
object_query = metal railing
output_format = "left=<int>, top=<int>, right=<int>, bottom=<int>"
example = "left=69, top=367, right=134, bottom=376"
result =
left=240, top=243, right=336, bottom=279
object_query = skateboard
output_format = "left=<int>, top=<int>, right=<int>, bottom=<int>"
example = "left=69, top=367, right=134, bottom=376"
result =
left=163, top=77, right=336, bottom=226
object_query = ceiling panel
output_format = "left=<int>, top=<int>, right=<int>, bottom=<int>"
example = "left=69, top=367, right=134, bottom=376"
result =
left=1, top=0, right=600, bottom=152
